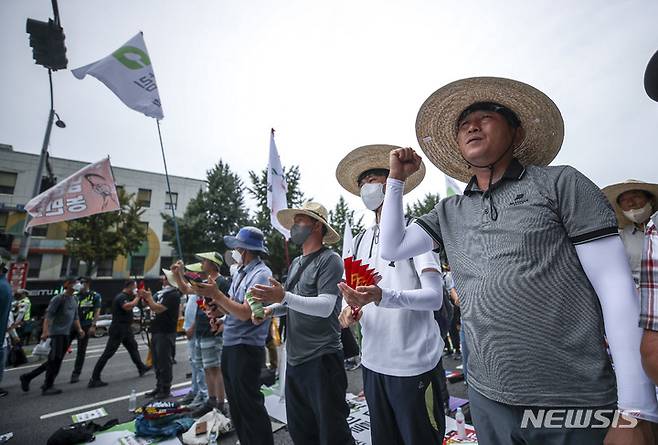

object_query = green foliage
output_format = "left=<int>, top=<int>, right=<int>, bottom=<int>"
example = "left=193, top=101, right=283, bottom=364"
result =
left=247, top=165, right=306, bottom=278
left=328, top=195, right=364, bottom=255
left=405, top=192, right=441, bottom=217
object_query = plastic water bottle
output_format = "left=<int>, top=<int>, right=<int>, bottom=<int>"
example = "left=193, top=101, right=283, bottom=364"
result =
left=128, top=389, right=137, bottom=412
left=455, top=407, right=466, bottom=439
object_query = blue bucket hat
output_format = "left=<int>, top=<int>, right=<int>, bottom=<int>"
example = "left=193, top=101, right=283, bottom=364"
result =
left=224, top=226, right=269, bottom=254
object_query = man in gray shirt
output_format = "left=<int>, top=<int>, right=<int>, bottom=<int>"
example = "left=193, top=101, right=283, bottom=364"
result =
left=379, top=77, right=658, bottom=443
left=21, top=277, right=84, bottom=395
left=252, top=201, right=353, bottom=445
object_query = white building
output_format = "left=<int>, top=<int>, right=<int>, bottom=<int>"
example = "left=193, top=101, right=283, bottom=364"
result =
left=0, top=143, right=206, bottom=281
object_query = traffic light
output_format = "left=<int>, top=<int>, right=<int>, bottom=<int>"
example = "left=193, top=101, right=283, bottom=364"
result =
left=26, top=18, right=67, bottom=71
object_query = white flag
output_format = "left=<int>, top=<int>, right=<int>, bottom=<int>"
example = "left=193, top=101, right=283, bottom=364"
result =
left=72, top=32, right=164, bottom=119
left=267, top=130, right=290, bottom=239
left=445, top=174, right=463, bottom=197
left=342, top=220, right=354, bottom=259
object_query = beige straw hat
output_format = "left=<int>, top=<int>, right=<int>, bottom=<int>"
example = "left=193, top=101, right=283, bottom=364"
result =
left=415, top=77, right=564, bottom=182
left=336, top=144, right=426, bottom=196
left=602, top=180, right=658, bottom=228
left=184, top=262, right=204, bottom=273
left=161, top=269, right=179, bottom=289
left=277, top=201, right=341, bottom=244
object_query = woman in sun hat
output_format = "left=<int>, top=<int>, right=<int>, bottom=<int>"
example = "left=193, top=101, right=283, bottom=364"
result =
left=379, top=76, right=658, bottom=443
left=603, top=180, right=658, bottom=287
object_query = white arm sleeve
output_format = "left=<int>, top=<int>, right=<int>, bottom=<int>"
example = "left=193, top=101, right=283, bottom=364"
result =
left=576, top=236, right=658, bottom=420
left=380, top=178, right=435, bottom=261
left=282, top=292, right=338, bottom=318
left=268, top=303, right=288, bottom=318
left=379, top=270, right=444, bottom=311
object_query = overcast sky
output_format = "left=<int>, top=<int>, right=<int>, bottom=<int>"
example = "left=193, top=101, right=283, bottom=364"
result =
left=2, top=0, right=657, bottom=225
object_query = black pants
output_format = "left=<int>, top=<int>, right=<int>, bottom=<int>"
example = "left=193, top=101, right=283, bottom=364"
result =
left=69, top=324, right=92, bottom=377
left=448, top=307, right=461, bottom=352
left=362, top=365, right=446, bottom=445
left=222, top=345, right=274, bottom=445
left=285, top=352, right=354, bottom=445
left=91, top=326, right=145, bottom=380
left=23, top=335, right=69, bottom=389
left=151, top=332, right=176, bottom=392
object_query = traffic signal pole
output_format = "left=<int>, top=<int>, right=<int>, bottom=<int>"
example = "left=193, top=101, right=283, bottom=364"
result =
left=17, top=70, right=55, bottom=260
left=18, top=0, right=65, bottom=261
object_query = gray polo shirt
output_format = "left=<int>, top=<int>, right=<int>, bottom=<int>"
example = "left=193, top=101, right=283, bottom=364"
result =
left=284, top=248, right=344, bottom=367
left=416, top=159, right=619, bottom=407
left=46, top=293, right=79, bottom=336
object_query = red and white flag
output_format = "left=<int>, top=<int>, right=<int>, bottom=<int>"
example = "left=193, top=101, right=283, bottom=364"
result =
left=25, top=158, right=120, bottom=229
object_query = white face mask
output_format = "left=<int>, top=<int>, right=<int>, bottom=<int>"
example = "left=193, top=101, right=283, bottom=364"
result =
left=72, top=282, right=82, bottom=292
left=231, top=249, right=243, bottom=265
left=229, top=264, right=239, bottom=277
left=360, top=182, right=385, bottom=211
left=622, top=203, right=653, bottom=224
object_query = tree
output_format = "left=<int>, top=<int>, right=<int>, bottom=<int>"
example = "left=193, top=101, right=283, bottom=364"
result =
left=405, top=192, right=441, bottom=217
left=66, top=188, right=147, bottom=275
left=163, top=160, right=249, bottom=262
left=247, top=165, right=306, bottom=278
left=328, top=195, right=364, bottom=256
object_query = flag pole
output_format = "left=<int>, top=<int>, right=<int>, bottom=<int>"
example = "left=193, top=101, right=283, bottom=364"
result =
left=156, top=119, right=183, bottom=259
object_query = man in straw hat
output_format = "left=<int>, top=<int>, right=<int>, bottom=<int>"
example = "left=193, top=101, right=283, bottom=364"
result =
left=602, top=181, right=658, bottom=287
left=378, top=76, right=658, bottom=443
left=192, top=226, right=275, bottom=445
left=250, top=202, right=354, bottom=445
left=171, top=252, right=229, bottom=417
left=138, top=270, right=182, bottom=399
left=335, top=144, right=447, bottom=443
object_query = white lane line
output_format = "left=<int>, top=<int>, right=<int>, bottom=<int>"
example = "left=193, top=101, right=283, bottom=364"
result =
left=7, top=340, right=187, bottom=372
left=39, top=380, right=192, bottom=420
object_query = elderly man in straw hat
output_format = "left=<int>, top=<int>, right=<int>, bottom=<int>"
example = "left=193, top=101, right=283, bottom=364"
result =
left=171, top=251, right=229, bottom=417
left=602, top=181, right=658, bottom=287
left=191, top=227, right=275, bottom=445
left=335, top=144, right=447, bottom=444
left=250, top=202, right=354, bottom=445
left=378, top=76, right=658, bottom=444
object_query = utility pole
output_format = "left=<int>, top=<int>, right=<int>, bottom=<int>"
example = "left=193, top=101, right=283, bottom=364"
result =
left=18, top=0, right=68, bottom=260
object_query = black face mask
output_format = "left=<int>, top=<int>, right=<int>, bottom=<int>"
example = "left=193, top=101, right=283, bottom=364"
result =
left=290, top=224, right=313, bottom=246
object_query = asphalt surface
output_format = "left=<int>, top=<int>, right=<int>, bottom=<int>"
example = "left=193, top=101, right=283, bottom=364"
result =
left=0, top=334, right=468, bottom=444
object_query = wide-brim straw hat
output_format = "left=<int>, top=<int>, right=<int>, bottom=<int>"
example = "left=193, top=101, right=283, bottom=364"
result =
left=194, top=252, right=223, bottom=267
left=184, top=262, right=204, bottom=273
left=602, top=180, right=658, bottom=228
left=161, top=269, right=179, bottom=289
left=336, top=144, right=426, bottom=196
left=646, top=50, right=658, bottom=101
left=277, top=201, right=341, bottom=244
left=415, top=76, right=565, bottom=182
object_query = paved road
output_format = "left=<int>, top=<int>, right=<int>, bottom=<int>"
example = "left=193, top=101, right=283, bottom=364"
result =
left=0, top=334, right=467, bottom=444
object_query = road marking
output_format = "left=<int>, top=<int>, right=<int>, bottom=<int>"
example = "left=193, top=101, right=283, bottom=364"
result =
left=7, top=340, right=187, bottom=372
left=39, top=380, right=191, bottom=420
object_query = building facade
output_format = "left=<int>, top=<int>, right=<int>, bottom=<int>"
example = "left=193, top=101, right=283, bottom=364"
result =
left=0, top=143, right=206, bottom=282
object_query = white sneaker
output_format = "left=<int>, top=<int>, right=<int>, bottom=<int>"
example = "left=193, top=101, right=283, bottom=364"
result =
left=189, top=393, right=207, bottom=407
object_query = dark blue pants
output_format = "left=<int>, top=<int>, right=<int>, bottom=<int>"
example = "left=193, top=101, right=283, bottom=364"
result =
left=285, top=352, right=354, bottom=445
left=362, top=365, right=446, bottom=445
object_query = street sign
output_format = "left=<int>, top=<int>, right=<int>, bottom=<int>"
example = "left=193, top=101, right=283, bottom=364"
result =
left=7, top=261, right=28, bottom=291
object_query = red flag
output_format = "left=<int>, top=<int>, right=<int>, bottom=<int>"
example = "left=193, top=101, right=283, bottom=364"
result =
left=25, top=158, right=120, bottom=229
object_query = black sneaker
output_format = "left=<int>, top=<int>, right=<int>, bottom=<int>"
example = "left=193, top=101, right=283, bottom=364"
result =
left=154, top=391, right=170, bottom=400
left=20, top=375, right=30, bottom=392
left=70, top=374, right=80, bottom=384
left=42, top=387, right=63, bottom=396
left=88, top=379, right=108, bottom=388
left=145, top=388, right=159, bottom=398
left=0, top=388, right=8, bottom=397
left=191, top=401, right=215, bottom=418
left=139, top=366, right=152, bottom=377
